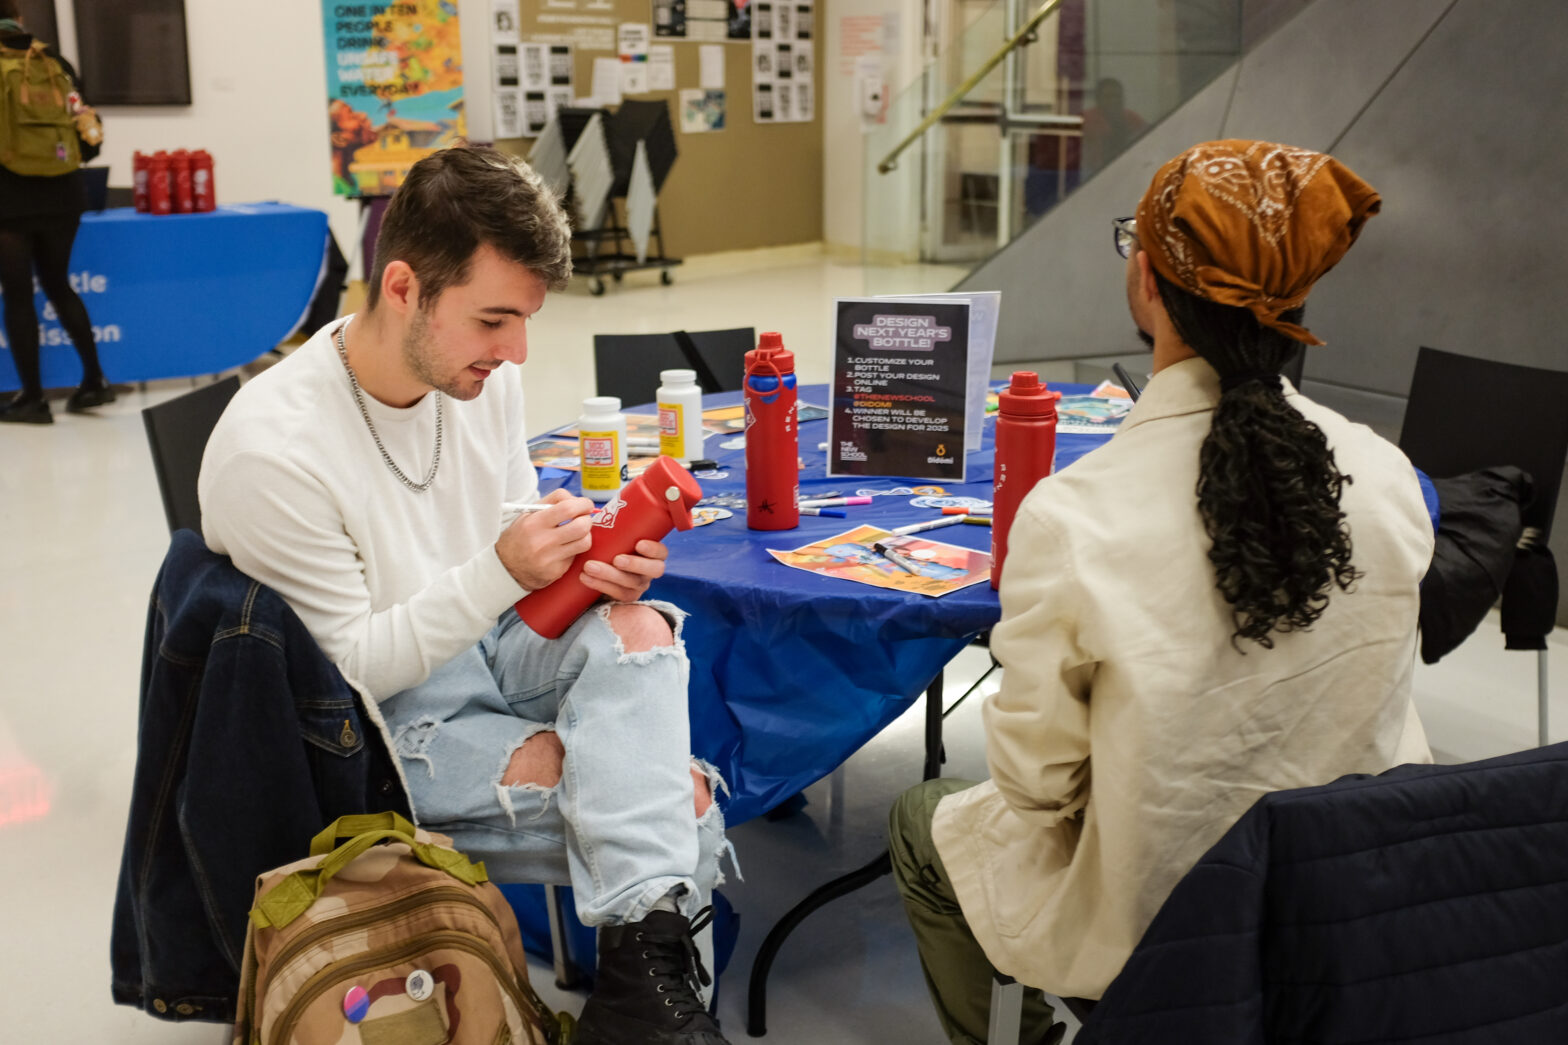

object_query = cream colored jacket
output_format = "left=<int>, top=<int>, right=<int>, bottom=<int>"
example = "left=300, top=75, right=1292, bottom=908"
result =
left=931, top=357, right=1435, bottom=1000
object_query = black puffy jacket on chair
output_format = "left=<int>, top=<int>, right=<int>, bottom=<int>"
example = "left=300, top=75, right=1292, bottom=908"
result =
left=110, top=531, right=410, bottom=1022
left=1077, top=742, right=1568, bottom=1044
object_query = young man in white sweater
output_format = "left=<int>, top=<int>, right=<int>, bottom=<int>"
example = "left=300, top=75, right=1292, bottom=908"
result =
left=200, top=145, right=734, bottom=1045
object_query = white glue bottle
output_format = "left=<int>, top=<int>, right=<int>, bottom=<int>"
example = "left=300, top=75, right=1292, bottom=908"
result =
left=657, top=368, right=706, bottom=465
left=578, top=396, right=627, bottom=502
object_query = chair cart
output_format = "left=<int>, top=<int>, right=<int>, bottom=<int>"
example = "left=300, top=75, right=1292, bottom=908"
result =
left=544, top=101, right=682, bottom=296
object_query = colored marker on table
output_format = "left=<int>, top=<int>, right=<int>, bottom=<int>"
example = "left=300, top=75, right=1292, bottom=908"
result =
left=960, top=515, right=992, bottom=526
left=941, top=506, right=993, bottom=516
left=800, top=507, right=846, bottom=517
left=799, top=496, right=873, bottom=509
left=890, top=516, right=967, bottom=536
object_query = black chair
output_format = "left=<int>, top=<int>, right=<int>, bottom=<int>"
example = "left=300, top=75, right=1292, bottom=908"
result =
left=1072, top=742, right=1568, bottom=1042
left=1398, top=347, right=1568, bottom=746
left=141, top=375, right=242, bottom=536
left=591, top=327, right=753, bottom=408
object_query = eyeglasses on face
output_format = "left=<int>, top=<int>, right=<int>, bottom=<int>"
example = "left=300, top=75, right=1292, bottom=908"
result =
left=1113, top=216, right=1137, bottom=259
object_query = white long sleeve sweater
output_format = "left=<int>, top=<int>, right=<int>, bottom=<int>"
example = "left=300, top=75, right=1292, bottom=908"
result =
left=198, top=317, right=539, bottom=699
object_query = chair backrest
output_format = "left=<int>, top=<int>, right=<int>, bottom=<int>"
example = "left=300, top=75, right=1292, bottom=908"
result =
left=1082, top=742, right=1568, bottom=1043
left=1399, top=346, right=1568, bottom=536
left=592, top=328, right=754, bottom=408
left=142, top=375, right=242, bottom=536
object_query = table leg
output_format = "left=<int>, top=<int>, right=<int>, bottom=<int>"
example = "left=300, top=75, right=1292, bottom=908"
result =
left=744, top=672, right=946, bottom=1036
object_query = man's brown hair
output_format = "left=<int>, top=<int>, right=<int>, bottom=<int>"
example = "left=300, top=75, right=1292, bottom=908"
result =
left=0, top=1, right=22, bottom=23
left=367, top=144, right=572, bottom=310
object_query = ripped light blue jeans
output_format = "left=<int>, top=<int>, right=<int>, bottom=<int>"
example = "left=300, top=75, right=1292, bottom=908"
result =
left=379, top=601, right=731, bottom=927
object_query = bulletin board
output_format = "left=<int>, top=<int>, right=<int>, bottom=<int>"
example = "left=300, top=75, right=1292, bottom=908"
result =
left=505, top=0, right=823, bottom=258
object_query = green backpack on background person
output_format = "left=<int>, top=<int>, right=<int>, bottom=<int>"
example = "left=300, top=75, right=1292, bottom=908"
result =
left=0, top=37, right=80, bottom=176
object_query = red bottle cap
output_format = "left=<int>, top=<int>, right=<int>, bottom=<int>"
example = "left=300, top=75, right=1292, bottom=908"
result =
left=998, top=371, right=1061, bottom=417
left=644, top=456, right=704, bottom=531
left=746, top=331, right=794, bottom=373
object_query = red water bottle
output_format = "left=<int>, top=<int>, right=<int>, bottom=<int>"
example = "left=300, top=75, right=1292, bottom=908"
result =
left=744, top=331, right=799, bottom=530
left=147, top=151, right=172, bottom=215
left=132, top=151, right=149, bottom=212
left=191, top=150, right=215, bottom=212
left=171, top=149, right=194, bottom=213
left=515, top=457, right=703, bottom=639
left=991, top=371, right=1060, bottom=590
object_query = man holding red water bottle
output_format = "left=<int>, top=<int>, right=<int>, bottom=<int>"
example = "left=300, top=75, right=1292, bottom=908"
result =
left=889, top=142, right=1435, bottom=1043
left=200, top=145, right=736, bottom=1045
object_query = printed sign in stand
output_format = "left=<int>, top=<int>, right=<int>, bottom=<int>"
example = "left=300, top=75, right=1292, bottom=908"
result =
left=827, top=298, right=973, bottom=482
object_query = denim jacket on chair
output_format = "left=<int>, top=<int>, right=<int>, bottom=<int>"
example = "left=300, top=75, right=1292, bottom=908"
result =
left=110, top=530, right=410, bottom=1022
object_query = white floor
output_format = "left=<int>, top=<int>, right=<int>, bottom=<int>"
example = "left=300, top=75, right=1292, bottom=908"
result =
left=1, top=251, right=1562, bottom=1044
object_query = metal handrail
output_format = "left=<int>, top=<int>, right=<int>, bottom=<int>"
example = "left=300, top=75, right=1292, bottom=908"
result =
left=875, top=0, right=1065, bottom=174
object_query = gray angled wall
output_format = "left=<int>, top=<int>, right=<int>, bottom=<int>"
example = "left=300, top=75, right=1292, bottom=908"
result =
left=958, top=0, right=1568, bottom=621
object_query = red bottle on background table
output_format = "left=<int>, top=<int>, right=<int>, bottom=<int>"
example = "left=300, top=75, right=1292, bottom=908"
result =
left=991, top=371, right=1060, bottom=590
left=744, top=332, right=799, bottom=531
left=515, top=457, right=703, bottom=639
left=170, top=149, right=194, bottom=213
left=147, top=151, right=172, bottom=214
left=191, top=150, right=216, bottom=212
left=132, top=151, right=149, bottom=212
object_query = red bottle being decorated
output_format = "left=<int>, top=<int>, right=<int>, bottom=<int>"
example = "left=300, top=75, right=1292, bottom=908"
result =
left=147, top=151, right=172, bottom=215
left=170, top=149, right=194, bottom=213
left=515, top=457, right=703, bottom=639
left=991, top=371, right=1060, bottom=590
left=191, top=150, right=216, bottom=212
left=744, top=331, right=799, bottom=530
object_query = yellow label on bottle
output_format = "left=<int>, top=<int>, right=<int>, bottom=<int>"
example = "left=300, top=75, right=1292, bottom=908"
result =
left=658, top=402, right=684, bottom=457
left=580, top=429, right=621, bottom=492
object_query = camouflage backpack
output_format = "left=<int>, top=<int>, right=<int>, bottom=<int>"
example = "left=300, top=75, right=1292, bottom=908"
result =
left=0, top=38, right=79, bottom=176
left=233, top=812, right=569, bottom=1045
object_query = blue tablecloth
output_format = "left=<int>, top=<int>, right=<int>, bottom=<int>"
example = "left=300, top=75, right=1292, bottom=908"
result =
left=0, top=203, right=327, bottom=391
left=541, top=383, right=1441, bottom=826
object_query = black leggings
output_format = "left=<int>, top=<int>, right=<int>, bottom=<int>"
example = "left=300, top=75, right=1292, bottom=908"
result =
left=0, top=214, right=102, bottom=397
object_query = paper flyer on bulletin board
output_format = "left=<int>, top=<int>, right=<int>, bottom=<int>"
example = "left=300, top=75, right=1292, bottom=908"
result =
left=655, top=0, right=755, bottom=41
left=752, top=0, right=814, bottom=123
left=827, top=298, right=973, bottom=482
left=322, top=0, right=464, bottom=197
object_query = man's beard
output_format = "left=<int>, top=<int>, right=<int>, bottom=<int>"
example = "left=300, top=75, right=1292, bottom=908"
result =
left=1135, top=327, right=1154, bottom=349
left=401, top=306, right=479, bottom=400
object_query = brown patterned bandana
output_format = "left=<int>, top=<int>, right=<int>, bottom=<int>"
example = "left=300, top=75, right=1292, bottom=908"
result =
left=1134, top=140, right=1381, bottom=345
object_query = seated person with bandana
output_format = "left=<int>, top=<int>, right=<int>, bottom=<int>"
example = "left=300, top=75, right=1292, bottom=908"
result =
left=888, top=141, right=1437, bottom=1044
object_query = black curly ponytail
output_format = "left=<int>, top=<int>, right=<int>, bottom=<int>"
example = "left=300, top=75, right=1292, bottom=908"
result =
left=1154, top=273, right=1361, bottom=650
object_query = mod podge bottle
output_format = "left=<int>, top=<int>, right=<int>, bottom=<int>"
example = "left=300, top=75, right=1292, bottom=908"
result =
left=656, top=368, right=705, bottom=464
left=578, top=396, right=627, bottom=503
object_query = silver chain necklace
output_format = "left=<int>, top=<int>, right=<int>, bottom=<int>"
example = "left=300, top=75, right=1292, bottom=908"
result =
left=335, top=321, right=442, bottom=492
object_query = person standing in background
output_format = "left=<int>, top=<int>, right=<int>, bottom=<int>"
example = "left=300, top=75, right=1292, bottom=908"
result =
left=0, top=0, right=111, bottom=424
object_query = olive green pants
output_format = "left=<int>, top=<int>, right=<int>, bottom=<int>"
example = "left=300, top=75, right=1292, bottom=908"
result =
left=889, top=779, right=1062, bottom=1045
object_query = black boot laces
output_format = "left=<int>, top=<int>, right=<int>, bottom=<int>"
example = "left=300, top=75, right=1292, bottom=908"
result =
left=637, top=906, right=716, bottom=1025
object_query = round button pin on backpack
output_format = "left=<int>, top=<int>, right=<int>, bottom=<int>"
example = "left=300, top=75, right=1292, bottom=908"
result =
left=342, top=985, right=370, bottom=1023
left=406, top=969, right=435, bottom=1002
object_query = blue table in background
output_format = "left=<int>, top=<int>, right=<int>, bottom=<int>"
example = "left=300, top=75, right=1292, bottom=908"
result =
left=0, top=203, right=327, bottom=392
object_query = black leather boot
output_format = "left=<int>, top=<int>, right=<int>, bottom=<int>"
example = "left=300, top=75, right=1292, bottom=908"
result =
left=575, top=907, right=730, bottom=1045
left=66, top=375, right=116, bottom=413
left=0, top=392, right=52, bottom=424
